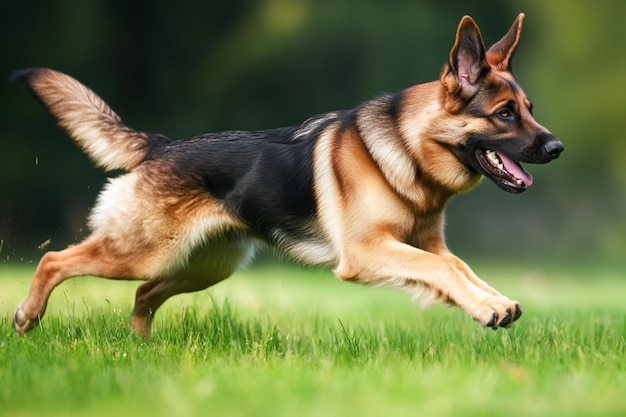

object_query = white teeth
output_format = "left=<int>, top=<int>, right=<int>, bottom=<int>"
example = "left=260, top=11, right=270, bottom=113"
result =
left=485, top=150, right=504, bottom=170
left=516, top=179, right=524, bottom=186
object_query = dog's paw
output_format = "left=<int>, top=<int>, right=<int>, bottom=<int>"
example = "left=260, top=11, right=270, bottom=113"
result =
left=14, top=304, right=38, bottom=335
left=475, top=297, right=522, bottom=330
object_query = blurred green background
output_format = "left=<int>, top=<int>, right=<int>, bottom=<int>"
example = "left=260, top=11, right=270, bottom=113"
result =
left=1, top=0, right=624, bottom=266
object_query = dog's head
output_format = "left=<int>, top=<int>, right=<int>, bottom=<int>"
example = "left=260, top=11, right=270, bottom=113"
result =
left=440, top=13, right=563, bottom=193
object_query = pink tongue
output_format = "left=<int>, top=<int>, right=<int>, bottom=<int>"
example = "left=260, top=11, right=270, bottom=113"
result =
left=498, top=152, right=533, bottom=186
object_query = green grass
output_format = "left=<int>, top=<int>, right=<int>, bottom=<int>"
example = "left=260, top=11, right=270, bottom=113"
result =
left=1, top=261, right=625, bottom=416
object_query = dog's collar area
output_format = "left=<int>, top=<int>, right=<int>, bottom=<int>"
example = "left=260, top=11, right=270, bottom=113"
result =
left=474, top=148, right=532, bottom=193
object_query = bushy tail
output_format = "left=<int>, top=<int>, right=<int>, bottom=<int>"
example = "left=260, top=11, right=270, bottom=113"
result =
left=13, top=68, right=164, bottom=171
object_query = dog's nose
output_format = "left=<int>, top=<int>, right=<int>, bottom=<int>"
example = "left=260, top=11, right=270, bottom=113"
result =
left=544, top=138, right=564, bottom=159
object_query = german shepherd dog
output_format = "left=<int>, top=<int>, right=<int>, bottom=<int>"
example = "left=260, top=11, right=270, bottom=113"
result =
left=14, top=13, right=562, bottom=338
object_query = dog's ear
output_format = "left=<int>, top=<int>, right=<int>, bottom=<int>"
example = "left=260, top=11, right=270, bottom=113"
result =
left=486, top=13, right=524, bottom=71
left=444, top=16, right=489, bottom=101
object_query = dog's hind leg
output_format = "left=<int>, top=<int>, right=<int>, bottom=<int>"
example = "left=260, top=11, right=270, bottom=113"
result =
left=14, top=167, right=252, bottom=336
left=14, top=236, right=253, bottom=337
left=13, top=238, right=144, bottom=335
left=130, top=277, right=216, bottom=338
left=128, top=239, right=254, bottom=338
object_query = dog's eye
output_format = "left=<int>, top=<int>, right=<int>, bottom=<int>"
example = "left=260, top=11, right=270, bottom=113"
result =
left=497, top=109, right=512, bottom=119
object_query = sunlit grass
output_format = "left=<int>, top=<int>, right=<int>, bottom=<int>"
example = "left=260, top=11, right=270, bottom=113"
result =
left=1, top=262, right=625, bottom=417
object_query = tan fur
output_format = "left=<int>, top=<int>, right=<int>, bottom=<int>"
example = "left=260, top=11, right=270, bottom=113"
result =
left=319, top=124, right=512, bottom=318
left=24, top=70, right=150, bottom=171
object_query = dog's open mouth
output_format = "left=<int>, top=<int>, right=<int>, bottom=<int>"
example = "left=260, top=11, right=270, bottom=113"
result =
left=474, top=149, right=533, bottom=193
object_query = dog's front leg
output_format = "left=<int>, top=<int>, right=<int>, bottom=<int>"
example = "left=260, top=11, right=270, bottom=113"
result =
left=334, top=239, right=521, bottom=329
left=440, top=251, right=522, bottom=327
left=440, top=252, right=505, bottom=298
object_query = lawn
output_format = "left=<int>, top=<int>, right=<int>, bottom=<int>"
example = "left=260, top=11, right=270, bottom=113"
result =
left=1, top=261, right=625, bottom=417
